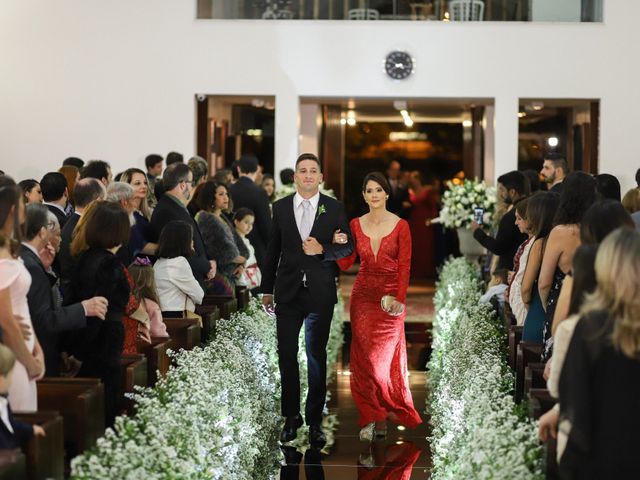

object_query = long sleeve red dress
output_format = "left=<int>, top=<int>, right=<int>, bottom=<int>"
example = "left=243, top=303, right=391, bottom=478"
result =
left=338, top=217, right=423, bottom=429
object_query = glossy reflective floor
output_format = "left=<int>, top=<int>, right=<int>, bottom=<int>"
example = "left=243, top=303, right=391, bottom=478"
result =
left=278, top=279, right=433, bottom=479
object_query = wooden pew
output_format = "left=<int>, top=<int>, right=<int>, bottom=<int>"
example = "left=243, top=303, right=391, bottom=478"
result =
left=528, top=388, right=559, bottom=479
left=0, top=449, right=27, bottom=480
left=235, top=286, right=250, bottom=310
left=508, top=325, right=523, bottom=370
left=36, top=378, right=105, bottom=459
left=164, top=317, right=202, bottom=351
left=524, top=362, right=547, bottom=397
left=195, top=305, right=219, bottom=345
left=137, top=337, right=171, bottom=386
left=201, top=295, right=237, bottom=319
left=515, top=342, right=543, bottom=403
left=120, top=354, right=148, bottom=415
left=14, top=411, right=64, bottom=480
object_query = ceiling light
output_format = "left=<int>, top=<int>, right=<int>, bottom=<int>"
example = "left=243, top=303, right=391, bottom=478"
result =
left=531, top=101, right=544, bottom=111
left=393, top=100, right=407, bottom=111
left=462, top=120, right=472, bottom=127
left=518, top=111, right=526, bottom=118
left=404, top=118, right=414, bottom=127
left=347, top=117, right=357, bottom=126
left=347, top=99, right=355, bottom=109
left=340, top=118, right=347, bottom=125
left=251, top=98, right=265, bottom=108
left=547, top=137, right=559, bottom=147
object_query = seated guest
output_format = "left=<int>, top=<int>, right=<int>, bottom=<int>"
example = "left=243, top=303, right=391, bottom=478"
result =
left=119, top=169, right=157, bottom=257
left=472, top=171, right=530, bottom=271
left=0, top=344, right=45, bottom=449
left=479, top=268, right=508, bottom=307
left=153, top=221, right=204, bottom=317
left=66, top=201, right=130, bottom=427
left=17, top=179, right=42, bottom=204
left=594, top=173, right=621, bottom=202
left=234, top=208, right=262, bottom=292
left=40, top=172, right=69, bottom=227
left=80, top=160, right=112, bottom=187
left=150, top=163, right=214, bottom=288
left=21, top=204, right=107, bottom=377
left=58, top=178, right=106, bottom=293
left=558, top=229, right=640, bottom=479
left=128, top=257, right=168, bottom=338
left=507, top=198, right=534, bottom=325
left=58, top=165, right=80, bottom=215
left=189, top=181, right=248, bottom=296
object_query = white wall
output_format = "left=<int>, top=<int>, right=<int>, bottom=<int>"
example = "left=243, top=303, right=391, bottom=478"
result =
left=0, top=0, right=637, bottom=193
left=531, top=0, right=581, bottom=22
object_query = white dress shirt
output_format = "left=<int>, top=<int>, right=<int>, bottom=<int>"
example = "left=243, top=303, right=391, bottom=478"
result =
left=293, top=191, right=320, bottom=239
left=0, top=396, right=14, bottom=434
left=153, top=257, right=204, bottom=312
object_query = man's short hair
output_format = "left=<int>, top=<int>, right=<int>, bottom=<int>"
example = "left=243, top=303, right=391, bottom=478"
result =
left=24, top=203, right=52, bottom=240
left=63, top=157, right=84, bottom=169
left=145, top=154, right=163, bottom=170
left=106, top=182, right=134, bottom=203
left=544, top=153, right=569, bottom=175
left=295, top=153, right=322, bottom=172
left=74, top=178, right=105, bottom=208
left=636, top=168, right=640, bottom=188
left=188, top=156, right=209, bottom=185
left=166, top=151, right=184, bottom=165
left=40, top=172, right=67, bottom=202
left=497, top=170, right=530, bottom=196
left=81, top=160, right=111, bottom=181
left=237, top=155, right=259, bottom=174
left=279, top=168, right=294, bottom=185
left=162, top=163, right=192, bottom=191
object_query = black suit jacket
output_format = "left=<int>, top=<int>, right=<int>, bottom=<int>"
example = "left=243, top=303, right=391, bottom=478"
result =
left=260, top=193, right=353, bottom=305
left=58, top=212, right=80, bottom=295
left=229, top=177, right=272, bottom=270
left=45, top=203, right=68, bottom=228
left=387, top=177, right=410, bottom=218
left=0, top=401, right=33, bottom=449
left=150, top=194, right=210, bottom=287
left=472, top=207, right=528, bottom=271
left=20, top=246, right=85, bottom=377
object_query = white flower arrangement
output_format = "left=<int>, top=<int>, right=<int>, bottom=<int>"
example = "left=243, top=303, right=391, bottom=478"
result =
left=70, top=296, right=346, bottom=479
left=427, top=258, right=543, bottom=479
left=437, top=179, right=497, bottom=229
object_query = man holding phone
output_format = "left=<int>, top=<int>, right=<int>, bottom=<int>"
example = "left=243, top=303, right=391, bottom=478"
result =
left=471, top=171, right=529, bottom=271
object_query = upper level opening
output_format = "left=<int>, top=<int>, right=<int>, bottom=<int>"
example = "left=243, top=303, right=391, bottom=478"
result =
left=197, top=1, right=603, bottom=22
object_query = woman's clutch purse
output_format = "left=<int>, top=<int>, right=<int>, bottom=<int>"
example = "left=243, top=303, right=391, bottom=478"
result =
left=381, top=295, right=405, bottom=316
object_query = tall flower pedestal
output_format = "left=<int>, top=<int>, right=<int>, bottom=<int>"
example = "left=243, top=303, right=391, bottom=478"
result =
left=457, top=227, right=486, bottom=262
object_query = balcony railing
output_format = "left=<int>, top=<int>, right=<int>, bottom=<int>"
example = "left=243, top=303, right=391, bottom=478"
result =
left=197, top=1, right=603, bottom=22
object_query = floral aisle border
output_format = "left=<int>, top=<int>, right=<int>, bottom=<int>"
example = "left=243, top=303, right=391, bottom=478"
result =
left=426, top=258, right=543, bottom=479
left=71, top=297, right=346, bottom=479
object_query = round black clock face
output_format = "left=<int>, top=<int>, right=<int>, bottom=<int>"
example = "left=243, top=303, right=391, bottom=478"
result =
left=385, top=51, right=414, bottom=80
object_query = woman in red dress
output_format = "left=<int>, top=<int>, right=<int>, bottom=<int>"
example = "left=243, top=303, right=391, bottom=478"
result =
left=407, top=171, right=437, bottom=278
left=336, top=172, right=422, bottom=442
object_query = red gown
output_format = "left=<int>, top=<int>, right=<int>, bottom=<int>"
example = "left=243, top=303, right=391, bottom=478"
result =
left=338, top=218, right=423, bottom=429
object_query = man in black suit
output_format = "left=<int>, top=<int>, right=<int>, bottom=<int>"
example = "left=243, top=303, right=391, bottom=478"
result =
left=471, top=170, right=530, bottom=271
left=58, top=178, right=106, bottom=295
left=21, top=204, right=108, bottom=376
left=40, top=172, right=69, bottom=227
left=540, top=154, right=568, bottom=194
left=385, top=159, right=410, bottom=218
left=229, top=155, right=271, bottom=271
left=150, top=163, right=214, bottom=288
left=261, top=153, right=353, bottom=448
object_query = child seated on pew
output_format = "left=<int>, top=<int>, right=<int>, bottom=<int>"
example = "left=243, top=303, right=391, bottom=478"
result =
left=479, top=268, right=509, bottom=308
left=0, top=344, right=45, bottom=449
left=233, top=208, right=262, bottom=293
left=128, top=257, right=168, bottom=338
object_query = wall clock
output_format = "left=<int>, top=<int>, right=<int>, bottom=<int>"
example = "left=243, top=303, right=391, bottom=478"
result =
left=385, top=51, right=414, bottom=80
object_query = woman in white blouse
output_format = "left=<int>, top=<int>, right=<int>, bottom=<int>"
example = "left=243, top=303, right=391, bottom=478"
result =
left=153, top=220, right=204, bottom=316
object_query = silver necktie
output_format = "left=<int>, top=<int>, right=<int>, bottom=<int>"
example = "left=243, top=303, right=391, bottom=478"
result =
left=300, top=200, right=313, bottom=240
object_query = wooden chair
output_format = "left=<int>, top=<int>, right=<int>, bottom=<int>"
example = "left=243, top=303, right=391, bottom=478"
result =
left=14, top=411, right=64, bottom=480
left=164, top=317, right=202, bottom=352
left=137, top=337, right=171, bottom=386
left=36, top=378, right=105, bottom=459
left=508, top=325, right=523, bottom=370
left=201, top=295, right=237, bottom=319
left=235, top=286, right=250, bottom=310
left=449, top=0, right=484, bottom=21
left=348, top=8, right=380, bottom=20
left=515, top=342, right=542, bottom=402
left=120, top=354, right=148, bottom=415
left=0, top=449, right=26, bottom=480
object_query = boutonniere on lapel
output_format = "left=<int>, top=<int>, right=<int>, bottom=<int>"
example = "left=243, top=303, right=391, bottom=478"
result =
left=316, top=204, right=327, bottom=220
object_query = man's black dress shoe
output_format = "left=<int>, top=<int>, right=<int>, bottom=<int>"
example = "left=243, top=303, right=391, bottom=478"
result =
left=309, top=424, right=326, bottom=448
left=280, top=414, right=303, bottom=443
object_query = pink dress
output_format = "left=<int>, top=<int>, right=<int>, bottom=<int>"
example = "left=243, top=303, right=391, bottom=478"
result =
left=0, top=259, right=37, bottom=411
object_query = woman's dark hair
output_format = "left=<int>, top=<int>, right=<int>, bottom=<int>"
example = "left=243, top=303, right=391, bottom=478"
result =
left=567, top=244, right=598, bottom=316
left=553, top=171, right=598, bottom=226
left=84, top=201, right=130, bottom=250
left=18, top=179, right=39, bottom=200
left=233, top=207, right=255, bottom=222
left=595, top=173, right=621, bottom=202
left=0, top=176, right=22, bottom=255
left=261, top=173, right=275, bottom=201
left=188, top=181, right=221, bottom=217
left=362, top=172, right=391, bottom=196
left=157, top=220, right=194, bottom=259
left=514, top=196, right=529, bottom=218
left=526, top=191, right=560, bottom=239
left=580, top=199, right=634, bottom=245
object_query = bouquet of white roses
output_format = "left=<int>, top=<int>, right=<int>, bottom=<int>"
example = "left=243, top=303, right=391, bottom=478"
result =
left=437, top=179, right=497, bottom=229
